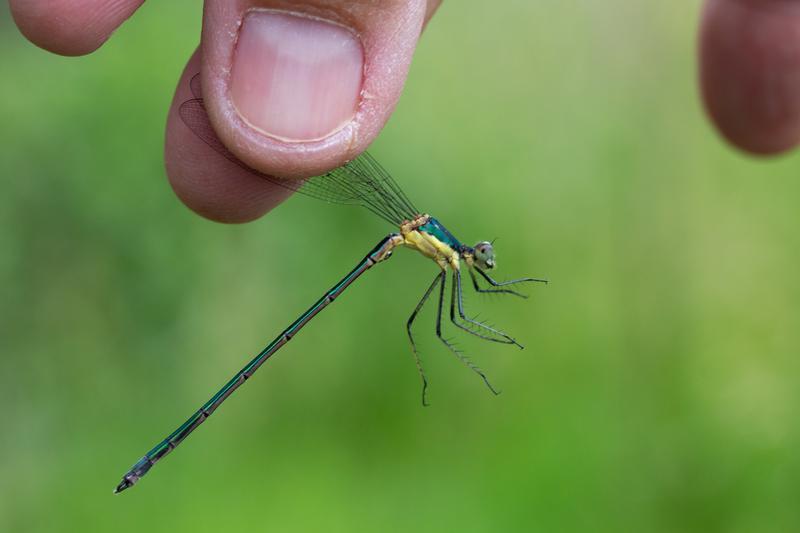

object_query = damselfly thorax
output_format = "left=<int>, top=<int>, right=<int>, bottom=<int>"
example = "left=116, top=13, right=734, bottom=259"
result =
left=396, top=214, right=461, bottom=271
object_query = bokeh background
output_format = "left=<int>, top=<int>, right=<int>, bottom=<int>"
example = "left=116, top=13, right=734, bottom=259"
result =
left=2, top=1, right=799, bottom=531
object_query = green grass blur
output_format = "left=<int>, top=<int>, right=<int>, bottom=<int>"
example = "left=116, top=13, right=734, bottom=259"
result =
left=2, top=2, right=799, bottom=531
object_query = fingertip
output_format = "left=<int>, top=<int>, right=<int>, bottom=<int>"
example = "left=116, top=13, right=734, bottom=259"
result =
left=200, top=0, right=428, bottom=178
left=10, top=0, right=144, bottom=56
left=700, top=0, right=800, bottom=155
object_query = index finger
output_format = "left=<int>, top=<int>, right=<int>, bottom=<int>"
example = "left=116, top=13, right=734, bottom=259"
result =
left=700, top=0, right=800, bottom=155
left=9, top=0, right=144, bottom=56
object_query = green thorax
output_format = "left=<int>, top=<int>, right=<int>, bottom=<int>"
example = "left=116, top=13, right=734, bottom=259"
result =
left=419, top=217, right=462, bottom=250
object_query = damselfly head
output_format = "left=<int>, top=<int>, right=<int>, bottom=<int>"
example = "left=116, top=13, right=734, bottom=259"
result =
left=473, top=241, right=496, bottom=269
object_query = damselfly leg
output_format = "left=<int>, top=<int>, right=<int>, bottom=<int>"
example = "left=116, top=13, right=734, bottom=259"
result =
left=406, top=273, right=442, bottom=406
left=452, top=270, right=523, bottom=348
left=435, top=271, right=500, bottom=396
left=407, top=266, right=529, bottom=403
left=469, top=267, right=548, bottom=299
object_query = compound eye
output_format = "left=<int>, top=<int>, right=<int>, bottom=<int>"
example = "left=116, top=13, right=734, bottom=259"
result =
left=472, top=241, right=495, bottom=269
left=475, top=241, right=493, bottom=255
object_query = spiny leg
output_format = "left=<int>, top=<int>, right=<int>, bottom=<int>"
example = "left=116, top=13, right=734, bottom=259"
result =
left=449, top=270, right=518, bottom=346
left=470, top=267, right=548, bottom=299
left=469, top=268, right=527, bottom=298
left=406, top=273, right=442, bottom=406
left=435, top=270, right=499, bottom=395
left=454, top=270, right=524, bottom=349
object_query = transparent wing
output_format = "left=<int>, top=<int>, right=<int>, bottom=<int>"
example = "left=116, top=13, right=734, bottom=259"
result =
left=179, top=75, right=419, bottom=225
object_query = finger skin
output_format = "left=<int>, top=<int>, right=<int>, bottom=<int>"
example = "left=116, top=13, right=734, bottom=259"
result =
left=9, top=0, right=144, bottom=56
left=165, top=49, right=294, bottom=224
left=700, top=0, right=800, bottom=155
left=165, top=0, right=442, bottom=222
left=199, top=0, right=428, bottom=179
left=424, top=0, right=443, bottom=29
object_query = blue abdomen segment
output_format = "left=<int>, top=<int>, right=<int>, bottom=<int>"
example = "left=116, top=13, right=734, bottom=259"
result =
left=419, top=217, right=462, bottom=249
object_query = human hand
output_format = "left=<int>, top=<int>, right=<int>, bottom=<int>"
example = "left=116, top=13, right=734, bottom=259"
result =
left=9, top=0, right=442, bottom=222
left=700, top=0, right=800, bottom=156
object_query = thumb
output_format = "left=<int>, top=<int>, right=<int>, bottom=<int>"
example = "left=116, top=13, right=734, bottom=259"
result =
left=165, top=0, right=442, bottom=223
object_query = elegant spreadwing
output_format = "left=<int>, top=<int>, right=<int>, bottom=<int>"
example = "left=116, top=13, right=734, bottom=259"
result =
left=114, top=75, right=546, bottom=493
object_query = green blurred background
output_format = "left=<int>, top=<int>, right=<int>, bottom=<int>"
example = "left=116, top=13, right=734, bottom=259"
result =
left=2, top=1, right=799, bottom=531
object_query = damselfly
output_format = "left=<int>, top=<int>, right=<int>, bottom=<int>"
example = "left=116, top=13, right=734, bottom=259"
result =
left=114, top=75, right=546, bottom=493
